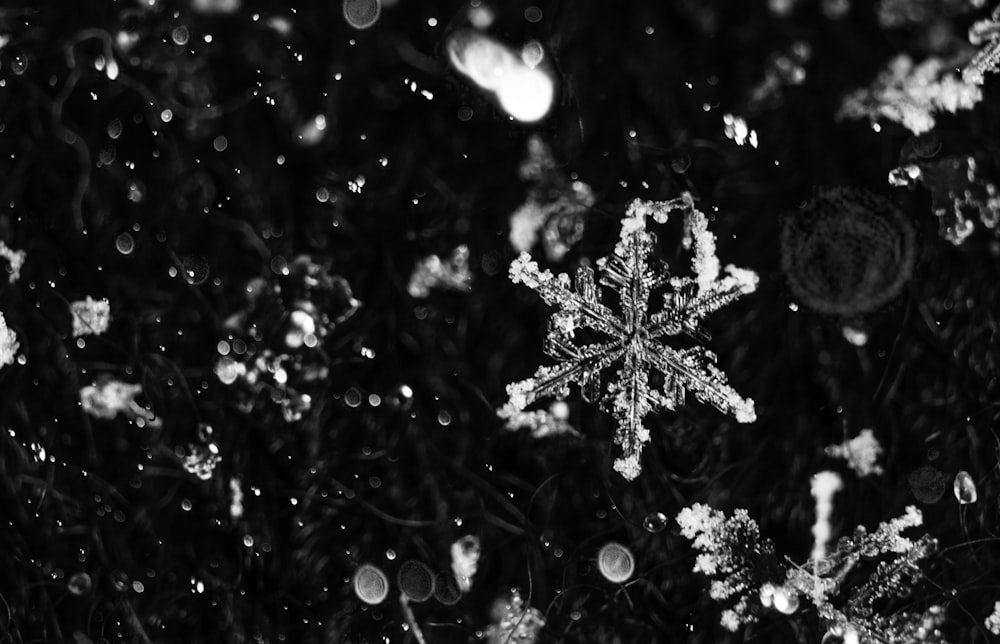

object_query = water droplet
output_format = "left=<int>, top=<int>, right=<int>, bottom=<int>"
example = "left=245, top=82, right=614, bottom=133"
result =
left=597, top=542, right=634, bottom=583
left=954, top=470, right=978, bottom=504
left=67, top=572, right=92, bottom=595
left=112, top=233, right=135, bottom=257
left=642, top=511, right=668, bottom=533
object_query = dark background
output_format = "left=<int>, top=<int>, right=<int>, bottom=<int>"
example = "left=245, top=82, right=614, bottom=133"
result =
left=1, top=0, right=999, bottom=642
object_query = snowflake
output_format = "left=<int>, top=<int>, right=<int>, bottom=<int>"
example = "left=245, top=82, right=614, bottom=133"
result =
left=500, top=194, right=757, bottom=480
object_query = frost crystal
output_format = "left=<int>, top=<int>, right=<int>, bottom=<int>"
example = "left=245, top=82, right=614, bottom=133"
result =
left=964, top=6, right=1000, bottom=85
left=0, top=312, right=18, bottom=368
left=837, top=54, right=982, bottom=135
left=0, top=240, right=26, bottom=283
left=501, top=194, right=757, bottom=480
left=407, top=245, right=473, bottom=298
left=825, top=428, right=884, bottom=477
left=70, top=296, right=111, bottom=337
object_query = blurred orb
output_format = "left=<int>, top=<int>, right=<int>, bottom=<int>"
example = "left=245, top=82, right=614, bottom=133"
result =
left=772, top=586, right=799, bottom=614
left=67, top=572, right=92, bottom=596
left=468, top=4, right=495, bottom=28
left=495, top=65, right=554, bottom=122
left=182, top=256, right=210, bottom=285
left=954, top=470, right=978, bottom=504
left=343, top=0, right=381, bottom=30
left=520, top=41, right=545, bottom=68
left=115, top=233, right=135, bottom=255
left=191, top=0, right=241, bottom=14
left=397, top=560, right=434, bottom=602
left=597, top=542, right=635, bottom=583
left=447, top=30, right=519, bottom=92
left=780, top=188, right=916, bottom=316
left=353, top=564, right=389, bottom=605
left=433, top=571, right=461, bottom=605
left=908, top=466, right=947, bottom=504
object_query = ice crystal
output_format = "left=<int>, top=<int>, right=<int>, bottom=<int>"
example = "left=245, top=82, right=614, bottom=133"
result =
left=780, top=188, right=916, bottom=316
left=0, top=240, right=26, bottom=283
left=407, top=245, right=473, bottom=298
left=889, top=155, right=1000, bottom=245
left=509, top=136, right=594, bottom=262
left=501, top=194, right=757, bottom=480
left=80, top=378, right=161, bottom=427
left=826, top=428, right=884, bottom=477
left=483, top=588, right=545, bottom=644
left=837, top=54, right=982, bottom=135
left=0, top=312, right=18, bottom=368
left=70, top=296, right=111, bottom=337
left=964, top=6, right=1000, bottom=85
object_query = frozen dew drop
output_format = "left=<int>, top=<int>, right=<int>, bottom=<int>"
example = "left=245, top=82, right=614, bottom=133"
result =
left=642, top=511, right=668, bottom=533
left=160, top=109, right=173, bottom=123
left=343, top=0, right=381, bottom=30
left=398, top=560, right=435, bottom=602
left=353, top=564, right=389, bottom=605
left=597, top=542, right=634, bottom=583
left=954, top=470, right=978, bottom=504
left=115, top=233, right=135, bottom=255
left=67, top=572, right=93, bottom=595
